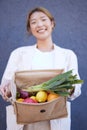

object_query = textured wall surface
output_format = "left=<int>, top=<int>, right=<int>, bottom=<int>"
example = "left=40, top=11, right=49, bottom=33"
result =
left=0, top=0, right=87, bottom=130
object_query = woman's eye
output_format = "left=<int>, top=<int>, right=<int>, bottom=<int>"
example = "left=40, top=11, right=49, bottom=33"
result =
left=42, top=19, right=47, bottom=21
left=31, top=21, right=36, bottom=24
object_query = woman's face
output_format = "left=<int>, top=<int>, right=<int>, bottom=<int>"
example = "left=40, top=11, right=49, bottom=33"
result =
left=29, top=11, right=54, bottom=40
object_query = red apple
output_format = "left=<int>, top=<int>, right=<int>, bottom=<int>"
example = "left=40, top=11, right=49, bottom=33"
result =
left=23, top=98, right=36, bottom=103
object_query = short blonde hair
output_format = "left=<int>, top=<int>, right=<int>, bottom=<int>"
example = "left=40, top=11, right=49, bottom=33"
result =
left=27, top=7, right=55, bottom=35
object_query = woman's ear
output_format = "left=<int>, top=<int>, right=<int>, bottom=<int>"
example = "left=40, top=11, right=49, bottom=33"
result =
left=51, top=20, right=55, bottom=30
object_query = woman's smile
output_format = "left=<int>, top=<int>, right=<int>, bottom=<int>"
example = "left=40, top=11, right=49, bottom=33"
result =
left=37, top=27, right=47, bottom=33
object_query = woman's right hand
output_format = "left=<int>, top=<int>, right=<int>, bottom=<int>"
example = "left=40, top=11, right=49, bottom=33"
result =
left=0, top=83, right=12, bottom=101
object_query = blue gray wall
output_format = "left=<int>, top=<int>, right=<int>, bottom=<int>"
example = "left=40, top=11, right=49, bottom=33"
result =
left=0, top=0, right=87, bottom=130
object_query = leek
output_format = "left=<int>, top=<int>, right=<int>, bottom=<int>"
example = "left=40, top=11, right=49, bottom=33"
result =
left=22, top=70, right=83, bottom=96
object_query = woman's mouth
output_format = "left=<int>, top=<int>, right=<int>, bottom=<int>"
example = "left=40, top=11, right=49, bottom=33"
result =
left=37, top=28, right=47, bottom=33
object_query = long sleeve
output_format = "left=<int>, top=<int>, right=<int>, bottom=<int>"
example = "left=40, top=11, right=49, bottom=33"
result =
left=66, top=50, right=82, bottom=100
left=1, top=50, right=20, bottom=85
left=1, top=45, right=35, bottom=86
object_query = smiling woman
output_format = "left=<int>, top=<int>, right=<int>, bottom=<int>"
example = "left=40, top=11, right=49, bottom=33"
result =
left=29, top=11, right=54, bottom=41
left=0, top=7, right=82, bottom=130
left=27, top=7, right=55, bottom=51
left=27, top=7, right=55, bottom=34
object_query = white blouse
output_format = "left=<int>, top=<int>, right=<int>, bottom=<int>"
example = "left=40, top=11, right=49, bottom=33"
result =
left=1, top=44, right=82, bottom=130
left=1, top=44, right=81, bottom=101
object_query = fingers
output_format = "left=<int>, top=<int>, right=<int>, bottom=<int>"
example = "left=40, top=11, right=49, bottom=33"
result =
left=0, top=87, right=7, bottom=100
left=0, top=84, right=11, bottom=100
left=0, top=87, right=5, bottom=96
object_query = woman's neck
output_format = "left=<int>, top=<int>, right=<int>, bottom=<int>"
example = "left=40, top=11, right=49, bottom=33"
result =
left=36, top=39, right=54, bottom=52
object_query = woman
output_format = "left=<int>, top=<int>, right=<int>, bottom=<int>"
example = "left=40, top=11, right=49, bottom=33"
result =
left=0, top=7, right=81, bottom=130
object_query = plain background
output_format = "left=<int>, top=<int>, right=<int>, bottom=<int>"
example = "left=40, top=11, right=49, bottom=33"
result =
left=0, top=0, right=87, bottom=130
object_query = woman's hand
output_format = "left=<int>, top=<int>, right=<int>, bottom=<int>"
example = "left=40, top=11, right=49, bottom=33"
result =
left=0, top=83, right=12, bottom=101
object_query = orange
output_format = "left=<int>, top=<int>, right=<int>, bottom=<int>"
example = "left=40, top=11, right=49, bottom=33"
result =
left=47, top=92, right=59, bottom=102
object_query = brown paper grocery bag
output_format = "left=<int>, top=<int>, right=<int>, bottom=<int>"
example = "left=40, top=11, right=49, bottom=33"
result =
left=14, top=96, right=67, bottom=124
left=13, top=69, right=68, bottom=125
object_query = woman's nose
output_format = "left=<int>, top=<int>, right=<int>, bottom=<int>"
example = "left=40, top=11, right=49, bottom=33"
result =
left=37, top=20, right=43, bottom=27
